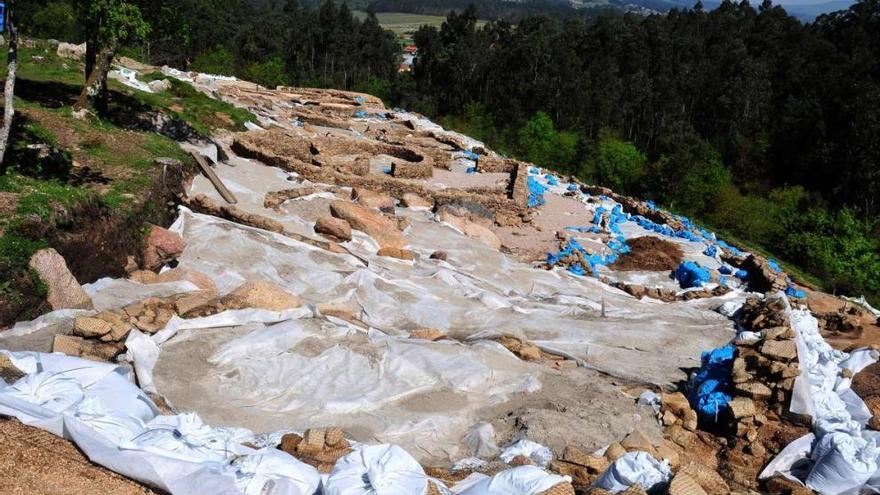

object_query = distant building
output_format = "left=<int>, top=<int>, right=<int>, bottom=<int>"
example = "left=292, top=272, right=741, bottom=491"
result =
left=399, top=45, right=417, bottom=72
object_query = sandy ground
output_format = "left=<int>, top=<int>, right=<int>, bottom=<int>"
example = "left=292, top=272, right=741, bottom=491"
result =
left=805, top=288, right=880, bottom=350
left=0, top=418, right=158, bottom=495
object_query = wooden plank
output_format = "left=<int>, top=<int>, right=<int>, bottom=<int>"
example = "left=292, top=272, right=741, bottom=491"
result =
left=190, top=151, right=237, bottom=204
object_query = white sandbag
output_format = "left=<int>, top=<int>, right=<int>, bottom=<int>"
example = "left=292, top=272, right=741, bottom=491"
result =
left=458, top=465, right=570, bottom=495
left=806, top=432, right=878, bottom=495
left=133, top=412, right=255, bottom=463
left=716, top=300, right=742, bottom=317
left=3, top=371, right=84, bottom=414
left=229, top=448, right=321, bottom=495
left=72, top=396, right=146, bottom=445
left=499, top=439, right=553, bottom=468
left=592, top=451, right=671, bottom=493
left=759, top=433, right=814, bottom=481
left=324, top=444, right=428, bottom=495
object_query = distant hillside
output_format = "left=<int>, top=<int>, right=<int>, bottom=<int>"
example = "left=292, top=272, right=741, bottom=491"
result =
left=367, top=0, right=854, bottom=20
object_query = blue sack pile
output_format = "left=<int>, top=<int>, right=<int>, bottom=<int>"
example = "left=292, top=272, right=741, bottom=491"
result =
left=688, top=344, right=736, bottom=423
left=674, top=261, right=711, bottom=289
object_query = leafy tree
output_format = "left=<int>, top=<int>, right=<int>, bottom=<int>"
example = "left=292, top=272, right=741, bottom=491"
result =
left=580, top=131, right=647, bottom=194
left=73, top=0, right=150, bottom=112
left=30, top=2, right=79, bottom=41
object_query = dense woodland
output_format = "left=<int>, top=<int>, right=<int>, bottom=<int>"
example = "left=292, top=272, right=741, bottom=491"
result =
left=19, top=0, right=880, bottom=303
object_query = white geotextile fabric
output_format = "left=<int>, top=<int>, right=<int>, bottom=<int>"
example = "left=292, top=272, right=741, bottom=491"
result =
left=759, top=297, right=880, bottom=495
left=0, top=351, right=321, bottom=495
left=117, top=160, right=737, bottom=459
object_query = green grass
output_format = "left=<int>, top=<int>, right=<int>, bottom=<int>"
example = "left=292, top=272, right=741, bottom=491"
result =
left=119, top=74, right=252, bottom=136
left=353, top=11, right=487, bottom=36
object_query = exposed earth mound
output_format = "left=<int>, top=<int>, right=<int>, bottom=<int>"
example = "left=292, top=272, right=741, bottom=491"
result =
left=611, top=236, right=684, bottom=272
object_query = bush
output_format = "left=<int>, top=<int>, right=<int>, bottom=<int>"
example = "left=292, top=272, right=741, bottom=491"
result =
left=579, top=130, right=646, bottom=194
left=652, top=133, right=732, bottom=216
left=782, top=208, right=880, bottom=302
left=243, top=57, right=287, bottom=89
left=191, top=46, right=236, bottom=76
left=517, top=112, right=578, bottom=172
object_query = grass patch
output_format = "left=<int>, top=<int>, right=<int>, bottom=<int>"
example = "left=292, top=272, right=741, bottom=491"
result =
left=118, top=74, right=252, bottom=135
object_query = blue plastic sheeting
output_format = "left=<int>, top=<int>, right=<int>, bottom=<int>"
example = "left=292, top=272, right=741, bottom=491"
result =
left=354, top=96, right=366, bottom=104
left=529, top=167, right=540, bottom=175
left=720, top=276, right=729, bottom=286
left=567, top=183, right=579, bottom=191
left=382, top=167, right=392, bottom=174
left=465, top=166, right=476, bottom=174
left=547, top=235, right=630, bottom=276
left=786, top=285, right=806, bottom=298
left=644, top=200, right=658, bottom=211
left=674, top=261, right=711, bottom=289
left=716, top=240, right=742, bottom=257
left=592, top=206, right=606, bottom=225
left=688, top=344, right=735, bottom=422
left=566, top=226, right=602, bottom=234
left=462, top=150, right=479, bottom=161
left=703, top=245, right=718, bottom=257
left=719, top=265, right=732, bottom=275
left=354, top=110, right=368, bottom=118
left=527, top=176, right=547, bottom=208
left=734, top=269, right=749, bottom=281
left=768, top=259, right=782, bottom=273
left=545, top=174, right=558, bottom=186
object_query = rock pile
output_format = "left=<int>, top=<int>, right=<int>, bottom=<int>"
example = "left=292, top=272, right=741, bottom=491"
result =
left=279, top=427, right=353, bottom=473
left=497, top=335, right=578, bottom=370
left=51, top=280, right=300, bottom=362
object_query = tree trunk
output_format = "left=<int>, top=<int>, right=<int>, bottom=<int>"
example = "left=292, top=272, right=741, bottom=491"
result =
left=74, top=47, right=115, bottom=113
left=0, top=0, right=17, bottom=168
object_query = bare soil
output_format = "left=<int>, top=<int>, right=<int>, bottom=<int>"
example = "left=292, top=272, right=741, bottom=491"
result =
left=0, top=418, right=159, bottom=495
left=611, top=236, right=684, bottom=272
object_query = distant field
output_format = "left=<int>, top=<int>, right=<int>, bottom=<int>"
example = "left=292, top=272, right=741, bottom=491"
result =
left=354, top=11, right=487, bottom=36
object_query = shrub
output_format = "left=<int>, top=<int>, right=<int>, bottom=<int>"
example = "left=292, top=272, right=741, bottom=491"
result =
left=580, top=130, right=646, bottom=194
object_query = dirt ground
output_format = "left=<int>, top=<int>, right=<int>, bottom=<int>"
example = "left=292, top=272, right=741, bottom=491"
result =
left=611, top=236, right=684, bottom=272
left=805, top=288, right=880, bottom=350
left=0, top=417, right=159, bottom=495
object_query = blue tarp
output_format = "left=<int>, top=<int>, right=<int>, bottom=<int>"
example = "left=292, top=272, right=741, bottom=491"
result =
left=688, top=344, right=735, bottom=422
left=465, top=166, right=476, bottom=174
left=567, top=183, right=579, bottom=191
left=768, top=259, right=782, bottom=273
left=734, top=269, right=749, bottom=281
left=527, top=176, right=547, bottom=208
left=674, top=261, right=711, bottom=289
left=786, top=285, right=806, bottom=298
left=703, top=245, right=717, bottom=257
left=354, top=110, right=368, bottom=118
left=462, top=150, right=479, bottom=161
left=719, top=265, right=732, bottom=275
left=545, top=174, right=558, bottom=186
